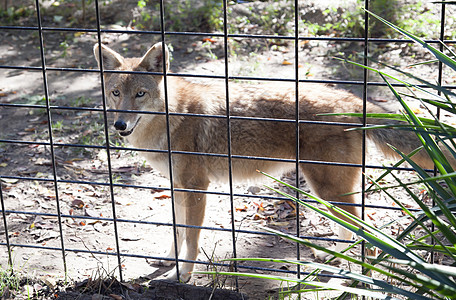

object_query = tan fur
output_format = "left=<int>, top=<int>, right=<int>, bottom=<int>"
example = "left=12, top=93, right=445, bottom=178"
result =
left=93, top=42, right=454, bottom=282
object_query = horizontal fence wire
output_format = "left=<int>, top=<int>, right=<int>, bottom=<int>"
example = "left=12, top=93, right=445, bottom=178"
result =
left=2, top=66, right=456, bottom=92
left=2, top=23, right=456, bottom=44
left=0, top=0, right=451, bottom=294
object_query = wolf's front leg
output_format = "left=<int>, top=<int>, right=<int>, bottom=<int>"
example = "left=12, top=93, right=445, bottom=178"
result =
left=159, top=203, right=185, bottom=267
left=164, top=182, right=208, bottom=282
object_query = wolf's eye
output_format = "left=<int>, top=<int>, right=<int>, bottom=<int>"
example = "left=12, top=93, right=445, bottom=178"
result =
left=112, top=90, right=120, bottom=97
left=136, top=91, right=145, bottom=98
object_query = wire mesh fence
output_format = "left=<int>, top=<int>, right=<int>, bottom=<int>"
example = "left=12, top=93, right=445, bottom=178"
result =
left=0, top=0, right=455, bottom=297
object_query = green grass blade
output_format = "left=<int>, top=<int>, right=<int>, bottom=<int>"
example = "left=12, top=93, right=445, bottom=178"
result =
left=388, top=150, right=456, bottom=237
left=259, top=227, right=410, bottom=281
left=263, top=172, right=456, bottom=286
left=394, top=194, right=456, bottom=248
left=193, top=271, right=411, bottom=300
left=366, top=173, right=456, bottom=289
left=344, top=124, right=456, bottom=139
left=407, top=244, right=456, bottom=255
left=385, top=259, right=456, bottom=277
left=388, top=171, right=456, bottom=257
left=334, top=56, right=453, bottom=104
left=408, top=96, right=456, bottom=116
left=222, top=258, right=437, bottom=299
left=389, top=145, right=456, bottom=235
left=407, top=59, right=439, bottom=67
left=366, top=55, right=456, bottom=101
left=367, top=173, right=456, bottom=261
left=365, top=170, right=456, bottom=196
left=266, top=185, right=420, bottom=263
left=319, top=112, right=449, bottom=126
left=262, top=174, right=430, bottom=263
left=257, top=226, right=430, bottom=292
left=379, top=262, right=456, bottom=297
left=379, top=74, right=456, bottom=190
left=365, top=10, right=456, bottom=72
left=364, top=147, right=423, bottom=193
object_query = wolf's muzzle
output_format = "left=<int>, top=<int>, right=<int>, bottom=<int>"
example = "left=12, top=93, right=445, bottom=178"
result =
left=114, top=117, right=141, bottom=137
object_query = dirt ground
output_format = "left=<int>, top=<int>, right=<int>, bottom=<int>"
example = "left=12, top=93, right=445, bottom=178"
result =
left=1, top=1, right=456, bottom=299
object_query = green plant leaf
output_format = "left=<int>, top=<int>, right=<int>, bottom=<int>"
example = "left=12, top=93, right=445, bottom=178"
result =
left=380, top=262, right=456, bottom=297
left=388, top=143, right=456, bottom=231
left=367, top=173, right=450, bottom=245
left=365, top=10, right=456, bottom=72
left=194, top=270, right=406, bottom=300
left=263, top=171, right=456, bottom=287
left=217, top=258, right=435, bottom=299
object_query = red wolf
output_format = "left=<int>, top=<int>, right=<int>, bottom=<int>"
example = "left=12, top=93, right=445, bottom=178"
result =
left=94, top=42, right=453, bottom=282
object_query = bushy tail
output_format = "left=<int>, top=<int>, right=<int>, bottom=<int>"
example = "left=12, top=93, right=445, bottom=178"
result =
left=367, top=122, right=455, bottom=170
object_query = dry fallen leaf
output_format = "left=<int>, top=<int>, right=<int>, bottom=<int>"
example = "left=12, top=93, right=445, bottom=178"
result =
left=235, top=205, right=248, bottom=212
left=121, top=237, right=141, bottom=241
left=154, top=193, right=171, bottom=200
left=268, top=221, right=289, bottom=227
left=282, top=60, right=292, bottom=65
left=202, top=37, right=216, bottom=43
left=1, top=178, right=19, bottom=184
left=71, top=199, right=85, bottom=208
left=252, top=201, right=265, bottom=211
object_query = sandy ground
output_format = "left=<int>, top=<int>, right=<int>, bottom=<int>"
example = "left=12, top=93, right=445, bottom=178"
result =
left=1, top=1, right=455, bottom=299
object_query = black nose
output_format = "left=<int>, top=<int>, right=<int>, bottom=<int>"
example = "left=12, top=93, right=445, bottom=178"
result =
left=114, top=120, right=127, bottom=131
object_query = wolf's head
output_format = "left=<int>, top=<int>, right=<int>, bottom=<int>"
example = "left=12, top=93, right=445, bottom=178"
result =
left=93, top=42, right=169, bottom=137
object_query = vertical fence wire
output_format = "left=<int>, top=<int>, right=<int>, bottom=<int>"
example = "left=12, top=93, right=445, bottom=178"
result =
left=94, top=0, right=124, bottom=281
left=222, top=0, right=240, bottom=291
left=158, top=0, right=181, bottom=280
left=293, top=0, right=301, bottom=284
left=0, top=182, right=11, bottom=269
left=361, top=0, right=370, bottom=267
left=34, top=0, right=68, bottom=278
left=434, top=0, right=447, bottom=265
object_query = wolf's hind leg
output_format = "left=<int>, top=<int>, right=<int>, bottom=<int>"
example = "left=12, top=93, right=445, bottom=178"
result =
left=300, top=163, right=362, bottom=261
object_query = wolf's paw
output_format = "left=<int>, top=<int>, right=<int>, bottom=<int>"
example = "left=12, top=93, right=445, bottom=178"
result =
left=164, top=267, right=191, bottom=283
left=158, top=258, right=175, bottom=267
left=150, top=257, right=175, bottom=267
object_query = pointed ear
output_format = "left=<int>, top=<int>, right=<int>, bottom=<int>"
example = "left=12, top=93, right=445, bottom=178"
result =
left=138, top=42, right=169, bottom=73
left=93, top=43, right=124, bottom=70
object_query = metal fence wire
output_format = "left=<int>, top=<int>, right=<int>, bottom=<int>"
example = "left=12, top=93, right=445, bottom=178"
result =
left=0, top=0, right=453, bottom=295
